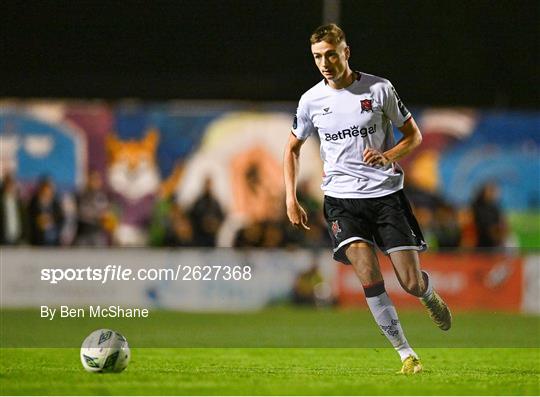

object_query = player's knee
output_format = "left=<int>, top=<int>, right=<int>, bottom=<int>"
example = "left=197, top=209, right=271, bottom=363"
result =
left=351, top=262, right=379, bottom=284
left=353, top=264, right=371, bottom=280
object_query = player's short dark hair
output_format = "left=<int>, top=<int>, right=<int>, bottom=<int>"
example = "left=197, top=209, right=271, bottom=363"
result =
left=310, top=23, right=346, bottom=45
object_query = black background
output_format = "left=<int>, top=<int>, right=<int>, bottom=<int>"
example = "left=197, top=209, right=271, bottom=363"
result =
left=2, top=0, right=538, bottom=107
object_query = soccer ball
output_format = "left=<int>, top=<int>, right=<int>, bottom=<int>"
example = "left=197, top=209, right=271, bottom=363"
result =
left=80, top=329, right=131, bottom=373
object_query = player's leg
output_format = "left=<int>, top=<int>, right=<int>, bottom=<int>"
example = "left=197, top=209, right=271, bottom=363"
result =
left=389, top=249, right=452, bottom=331
left=324, top=196, right=421, bottom=373
left=387, top=250, right=425, bottom=296
left=372, top=190, right=452, bottom=331
left=345, top=242, right=420, bottom=372
left=345, top=241, right=382, bottom=284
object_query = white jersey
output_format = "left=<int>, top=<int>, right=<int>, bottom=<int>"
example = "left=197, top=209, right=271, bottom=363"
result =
left=292, top=72, right=412, bottom=198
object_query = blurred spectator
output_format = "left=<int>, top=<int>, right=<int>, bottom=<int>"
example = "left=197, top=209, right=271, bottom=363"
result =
left=165, top=203, right=194, bottom=246
left=292, top=260, right=334, bottom=307
left=234, top=222, right=264, bottom=247
left=404, top=183, right=439, bottom=248
left=234, top=219, right=308, bottom=249
left=261, top=222, right=285, bottom=248
left=296, top=181, right=328, bottom=249
left=457, top=208, right=477, bottom=248
left=76, top=171, right=110, bottom=246
left=405, top=182, right=442, bottom=211
left=412, top=205, right=437, bottom=248
left=292, top=263, right=323, bottom=305
left=232, top=221, right=276, bottom=248
left=297, top=181, right=320, bottom=216
left=188, top=178, right=224, bottom=246
left=28, top=177, right=63, bottom=245
left=60, top=192, right=78, bottom=246
left=148, top=191, right=175, bottom=247
left=471, top=182, right=508, bottom=248
left=149, top=163, right=184, bottom=247
left=432, top=203, right=461, bottom=248
left=0, top=174, right=27, bottom=245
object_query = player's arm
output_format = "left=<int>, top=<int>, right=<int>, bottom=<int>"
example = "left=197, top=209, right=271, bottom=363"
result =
left=385, top=117, right=423, bottom=162
left=363, top=117, right=422, bottom=166
left=284, top=133, right=310, bottom=230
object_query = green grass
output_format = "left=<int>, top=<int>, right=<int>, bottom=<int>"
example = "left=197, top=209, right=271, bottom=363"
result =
left=1, top=347, right=539, bottom=395
left=1, top=308, right=539, bottom=395
left=2, top=307, right=539, bottom=348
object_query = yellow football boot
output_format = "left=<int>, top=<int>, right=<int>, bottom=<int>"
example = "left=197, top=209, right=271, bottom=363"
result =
left=398, top=355, right=423, bottom=374
left=421, top=290, right=452, bottom=331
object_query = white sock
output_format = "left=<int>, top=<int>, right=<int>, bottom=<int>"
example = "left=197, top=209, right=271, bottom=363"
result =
left=420, top=270, right=434, bottom=302
left=366, top=291, right=418, bottom=361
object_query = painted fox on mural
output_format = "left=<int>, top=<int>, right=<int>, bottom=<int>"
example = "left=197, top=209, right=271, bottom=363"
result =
left=105, top=128, right=170, bottom=246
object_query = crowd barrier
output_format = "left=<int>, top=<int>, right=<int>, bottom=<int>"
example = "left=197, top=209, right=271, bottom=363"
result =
left=1, top=248, right=538, bottom=313
left=338, top=252, right=539, bottom=313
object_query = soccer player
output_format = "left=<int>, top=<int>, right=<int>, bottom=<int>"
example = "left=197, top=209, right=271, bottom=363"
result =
left=283, top=24, right=452, bottom=374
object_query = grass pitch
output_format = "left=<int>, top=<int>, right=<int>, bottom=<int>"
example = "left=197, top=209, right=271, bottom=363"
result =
left=1, top=308, right=539, bottom=395
left=1, top=347, right=539, bottom=395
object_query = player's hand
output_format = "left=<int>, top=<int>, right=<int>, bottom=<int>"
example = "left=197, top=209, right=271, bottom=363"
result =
left=286, top=200, right=310, bottom=230
left=363, top=148, right=390, bottom=167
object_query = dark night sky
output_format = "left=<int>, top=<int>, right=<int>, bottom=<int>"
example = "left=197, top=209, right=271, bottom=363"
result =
left=2, top=0, right=538, bottom=108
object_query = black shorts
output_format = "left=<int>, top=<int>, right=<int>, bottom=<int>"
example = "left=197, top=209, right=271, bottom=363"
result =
left=323, top=190, right=427, bottom=264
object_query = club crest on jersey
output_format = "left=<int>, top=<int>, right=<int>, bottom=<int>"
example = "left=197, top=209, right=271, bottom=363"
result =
left=361, top=99, right=373, bottom=113
left=331, top=220, right=342, bottom=238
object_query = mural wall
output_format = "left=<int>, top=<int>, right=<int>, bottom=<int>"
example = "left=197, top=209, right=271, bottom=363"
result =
left=1, top=101, right=538, bottom=247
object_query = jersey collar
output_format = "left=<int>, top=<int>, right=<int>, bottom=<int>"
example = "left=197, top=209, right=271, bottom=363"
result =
left=323, top=70, right=362, bottom=89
